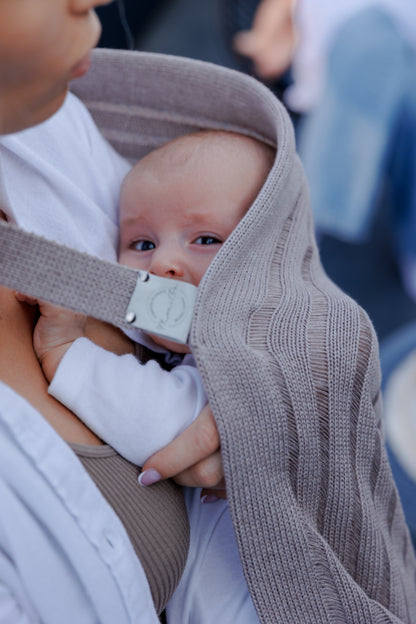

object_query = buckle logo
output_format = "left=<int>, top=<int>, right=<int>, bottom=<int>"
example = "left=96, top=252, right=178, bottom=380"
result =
left=148, top=284, right=187, bottom=330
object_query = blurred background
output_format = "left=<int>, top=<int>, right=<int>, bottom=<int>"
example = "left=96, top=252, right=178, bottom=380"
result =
left=96, top=0, right=416, bottom=545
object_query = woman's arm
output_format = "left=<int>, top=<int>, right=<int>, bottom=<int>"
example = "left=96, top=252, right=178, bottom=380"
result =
left=233, top=0, right=297, bottom=80
left=0, top=287, right=102, bottom=445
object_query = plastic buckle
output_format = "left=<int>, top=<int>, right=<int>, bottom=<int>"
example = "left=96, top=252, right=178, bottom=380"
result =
left=124, top=271, right=197, bottom=344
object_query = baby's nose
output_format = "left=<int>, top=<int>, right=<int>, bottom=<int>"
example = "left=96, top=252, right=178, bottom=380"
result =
left=150, top=248, right=185, bottom=279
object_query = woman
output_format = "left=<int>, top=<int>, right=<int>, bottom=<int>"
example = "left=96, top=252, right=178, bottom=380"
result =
left=1, top=1, right=416, bottom=623
left=0, top=1, right=231, bottom=622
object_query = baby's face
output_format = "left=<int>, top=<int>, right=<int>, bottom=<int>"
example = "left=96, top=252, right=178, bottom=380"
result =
left=118, top=134, right=271, bottom=351
left=119, top=173, right=245, bottom=289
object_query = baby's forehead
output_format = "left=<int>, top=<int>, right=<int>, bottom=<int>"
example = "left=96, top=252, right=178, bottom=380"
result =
left=122, top=131, right=275, bottom=204
left=140, top=131, right=268, bottom=171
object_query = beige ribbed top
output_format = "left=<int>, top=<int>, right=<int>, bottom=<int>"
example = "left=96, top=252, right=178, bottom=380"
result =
left=70, top=443, right=189, bottom=615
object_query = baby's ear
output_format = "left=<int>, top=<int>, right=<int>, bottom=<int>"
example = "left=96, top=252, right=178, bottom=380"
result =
left=0, top=210, right=7, bottom=221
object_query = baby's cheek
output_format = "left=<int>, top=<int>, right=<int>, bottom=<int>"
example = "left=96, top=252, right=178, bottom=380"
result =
left=119, top=249, right=145, bottom=271
left=191, top=253, right=217, bottom=284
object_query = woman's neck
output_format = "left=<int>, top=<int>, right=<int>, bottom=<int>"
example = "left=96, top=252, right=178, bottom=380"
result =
left=0, top=286, right=102, bottom=444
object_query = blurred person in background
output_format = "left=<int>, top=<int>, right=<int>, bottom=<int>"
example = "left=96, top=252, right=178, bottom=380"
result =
left=234, top=0, right=416, bottom=302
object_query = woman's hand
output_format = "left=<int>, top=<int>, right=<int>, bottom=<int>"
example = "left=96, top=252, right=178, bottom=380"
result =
left=140, top=404, right=226, bottom=499
left=233, top=0, right=297, bottom=80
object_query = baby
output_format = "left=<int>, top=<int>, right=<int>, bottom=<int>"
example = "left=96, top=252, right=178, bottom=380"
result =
left=31, top=129, right=275, bottom=467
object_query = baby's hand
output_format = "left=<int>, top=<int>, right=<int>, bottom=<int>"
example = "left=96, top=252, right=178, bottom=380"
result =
left=16, top=293, right=87, bottom=381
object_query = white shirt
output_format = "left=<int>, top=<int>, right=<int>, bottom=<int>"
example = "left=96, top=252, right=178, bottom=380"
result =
left=0, top=381, right=159, bottom=624
left=0, top=92, right=129, bottom=259
left=0, top=91, right=260, bottom=623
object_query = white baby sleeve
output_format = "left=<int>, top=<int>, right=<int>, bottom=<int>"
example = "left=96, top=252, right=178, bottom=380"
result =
left=48, top=337, right=207, bottom=465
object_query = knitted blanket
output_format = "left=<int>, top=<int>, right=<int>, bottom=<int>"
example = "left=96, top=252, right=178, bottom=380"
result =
left=73, top=49, right=416, bottom=623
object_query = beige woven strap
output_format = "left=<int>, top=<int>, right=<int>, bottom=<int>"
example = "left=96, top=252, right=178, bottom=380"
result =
left=0, top=221, right=196, bottom=343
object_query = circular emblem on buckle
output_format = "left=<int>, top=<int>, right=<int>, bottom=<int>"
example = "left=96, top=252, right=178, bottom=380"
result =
left=148, top=285, right=186, bottom=329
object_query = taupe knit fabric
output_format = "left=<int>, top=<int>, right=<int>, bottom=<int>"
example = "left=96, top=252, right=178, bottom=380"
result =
left=72, top=49, right=416, bottom=623
left=70, top=443, right=189, bottom=616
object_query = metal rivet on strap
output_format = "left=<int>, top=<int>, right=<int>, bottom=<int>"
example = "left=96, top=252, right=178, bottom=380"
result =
left=125, top=311, right=136, bottom=324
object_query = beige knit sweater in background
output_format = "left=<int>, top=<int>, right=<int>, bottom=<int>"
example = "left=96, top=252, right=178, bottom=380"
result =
left=73, top=49, right=416, bottom=623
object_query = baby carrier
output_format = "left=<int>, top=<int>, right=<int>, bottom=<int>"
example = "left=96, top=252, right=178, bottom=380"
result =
left=0, top=49, right=415, bottom=622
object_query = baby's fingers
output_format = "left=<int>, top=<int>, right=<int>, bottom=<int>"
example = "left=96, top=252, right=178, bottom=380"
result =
left=15, top=292, right=39, bottom=306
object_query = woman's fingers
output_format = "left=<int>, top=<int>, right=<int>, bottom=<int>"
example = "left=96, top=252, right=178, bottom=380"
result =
left=140, top=404, right=225, bottom=491
left=172, top=451, right=225, bottom=491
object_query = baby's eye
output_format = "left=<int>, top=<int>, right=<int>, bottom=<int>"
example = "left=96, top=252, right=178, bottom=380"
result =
left=193, top=236, right=222, bottom=246
left=131, top=240, right=155, bottom=252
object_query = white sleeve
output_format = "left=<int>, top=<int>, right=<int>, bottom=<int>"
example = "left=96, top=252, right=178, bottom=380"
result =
left=166, top=490, right=260, bottom=624
left=48, top=337, right=207, bottom=465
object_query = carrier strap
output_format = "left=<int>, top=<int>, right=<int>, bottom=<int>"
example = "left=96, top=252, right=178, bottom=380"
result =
left=0, top=221, right=196, bottom=344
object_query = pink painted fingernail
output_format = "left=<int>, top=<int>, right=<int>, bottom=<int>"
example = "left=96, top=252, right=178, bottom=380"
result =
left=138, top=469, right=162, bottom=486
left=201, top=494, right=220, bottom=504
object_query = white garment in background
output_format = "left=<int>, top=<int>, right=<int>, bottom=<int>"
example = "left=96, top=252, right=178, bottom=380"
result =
left=383, top=350, right=416, bottom=482
left=0, top=91, right=259, bottom=623
left=288, top=0, right=416, bottom=112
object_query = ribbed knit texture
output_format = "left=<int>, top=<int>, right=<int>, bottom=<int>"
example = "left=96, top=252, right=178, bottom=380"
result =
left=70, top=443, right=189, bottom=616
left=72, top=49, right=416, bottom=623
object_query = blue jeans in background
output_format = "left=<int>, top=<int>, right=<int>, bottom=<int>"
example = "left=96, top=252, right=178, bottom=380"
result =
left=298, top=7, right=416, bottom=297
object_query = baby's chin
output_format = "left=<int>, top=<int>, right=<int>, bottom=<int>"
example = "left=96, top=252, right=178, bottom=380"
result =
left=150, top=333, right=191, bottom=355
